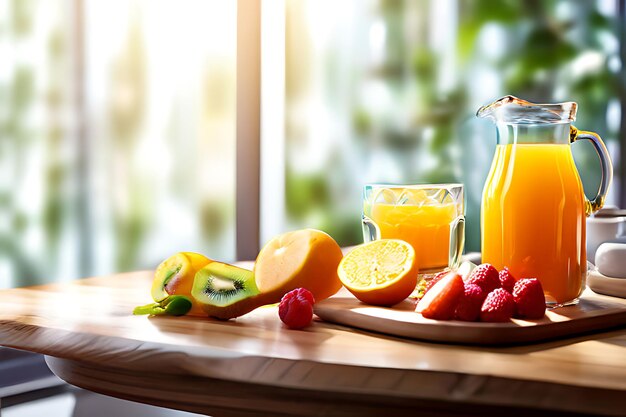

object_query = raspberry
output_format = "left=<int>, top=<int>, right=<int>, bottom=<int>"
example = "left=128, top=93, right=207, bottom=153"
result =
left=278, top=288, right=315, bottom=329
left=499, top=267, right=516, bottom=293
left=455, top=284, right=486, bottom=322
left=512, top=278, right=546, bottom=319
left=480, top=288, right=515, bottom=322
left=466, top=264, right=501, bottom=293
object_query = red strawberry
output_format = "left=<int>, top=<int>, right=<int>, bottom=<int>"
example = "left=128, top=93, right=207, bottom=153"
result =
left=455, top=284, right=486, bottom=322
left=480, top=288, right=515, bottom=322
left=466, top=264, right=500, bottom=293
left=499, top=267, right=516, bottom=293
left=512, top=278, right=546, bottom=319
left=279, top=288, right=315, bottom=329
left=416, top=272, right=464, bottom=320
left=424, top=270, right=449, bottom=294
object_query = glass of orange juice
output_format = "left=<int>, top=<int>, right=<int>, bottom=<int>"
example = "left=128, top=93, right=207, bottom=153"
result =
left=362, top=184, right=465, bottom=276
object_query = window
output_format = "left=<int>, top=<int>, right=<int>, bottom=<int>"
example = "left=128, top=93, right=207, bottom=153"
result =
left=0, top=0, right=624, bottom=288
left=0, top=0, right=237, bottom=287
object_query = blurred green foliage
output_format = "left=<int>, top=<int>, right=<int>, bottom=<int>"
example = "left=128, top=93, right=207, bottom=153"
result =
left=11, top=0, right=33, bottom=37
left=107, top=19, right=149, bottom=272
left=285, top=168, right=330, bottom=220
left=0, top=2, right=37, bottom=285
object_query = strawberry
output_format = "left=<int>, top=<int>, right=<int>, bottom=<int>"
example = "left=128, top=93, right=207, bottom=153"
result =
left=279, top=288, right=315, bottom=329
left=416, top=272, right=464, bottom=320
left=512, top=278, right=546, bottom=319
left=499, top=267, right=516, bottom=293
left=424, top=270, right=449, bottom=294
left=466, top=263, right=500, bottom=293
left=455, top=284, right=486, bottom=322
left=480, top=288, right=515, bottom=322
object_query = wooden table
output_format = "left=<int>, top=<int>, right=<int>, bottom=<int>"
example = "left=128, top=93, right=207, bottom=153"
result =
left=0, top=270, right=625, bottom=417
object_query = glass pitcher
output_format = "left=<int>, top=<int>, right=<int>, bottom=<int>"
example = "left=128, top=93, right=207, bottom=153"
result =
left=477, top=96, right=613, bottom=305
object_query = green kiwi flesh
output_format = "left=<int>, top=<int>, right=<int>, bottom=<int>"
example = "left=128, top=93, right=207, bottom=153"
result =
left=192, top=262, right=266, bottom=319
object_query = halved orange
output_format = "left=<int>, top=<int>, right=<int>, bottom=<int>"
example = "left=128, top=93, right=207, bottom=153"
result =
left=338, top=239, right=419, bottom=306
left=254, top=229, right=343, bottom=302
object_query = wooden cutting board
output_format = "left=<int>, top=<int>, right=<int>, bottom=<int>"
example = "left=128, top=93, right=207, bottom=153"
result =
left=314, top=289, right=626, bottom=346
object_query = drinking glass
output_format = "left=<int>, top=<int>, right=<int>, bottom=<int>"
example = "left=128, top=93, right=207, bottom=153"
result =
left=362, top=183, right=465, bottom=276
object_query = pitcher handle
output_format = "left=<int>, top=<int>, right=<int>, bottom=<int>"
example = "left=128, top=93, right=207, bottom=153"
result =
left=570, top=126, right=613, bottom=216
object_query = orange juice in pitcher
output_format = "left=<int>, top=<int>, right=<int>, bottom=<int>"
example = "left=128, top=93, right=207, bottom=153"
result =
left=478, top=96, right=613, bottom=305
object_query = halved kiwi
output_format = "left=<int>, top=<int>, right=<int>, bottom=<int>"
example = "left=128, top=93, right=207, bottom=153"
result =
left=191, top=262, right=266, bottom=319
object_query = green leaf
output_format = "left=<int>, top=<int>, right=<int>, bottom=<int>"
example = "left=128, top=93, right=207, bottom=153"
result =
left=133, top=295, right=192, bottom=316
left=162, top=296, right=193, bottom=316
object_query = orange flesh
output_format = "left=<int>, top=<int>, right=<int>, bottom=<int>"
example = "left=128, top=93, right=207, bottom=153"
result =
left=338, top=240, right=419, bottom=306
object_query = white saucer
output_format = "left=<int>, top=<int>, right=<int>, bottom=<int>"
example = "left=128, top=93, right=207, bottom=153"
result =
left=588, top=269, right=626, bottom=299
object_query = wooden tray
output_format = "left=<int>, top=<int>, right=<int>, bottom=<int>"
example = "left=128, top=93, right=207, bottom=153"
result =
left=314, top=290, right=626, bottom=346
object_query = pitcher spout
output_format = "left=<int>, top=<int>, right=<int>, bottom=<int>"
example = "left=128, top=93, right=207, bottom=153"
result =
left=476, top=95, right=577, bottom=125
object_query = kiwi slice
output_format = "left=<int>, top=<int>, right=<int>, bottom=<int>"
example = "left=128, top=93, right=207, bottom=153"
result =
left=191, top=262, right=264, bottom=319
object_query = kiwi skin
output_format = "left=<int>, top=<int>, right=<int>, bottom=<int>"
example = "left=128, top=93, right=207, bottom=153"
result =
left=191, top=262, right=273, bottom=320
left=202, top=293, right=271, bottom=320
